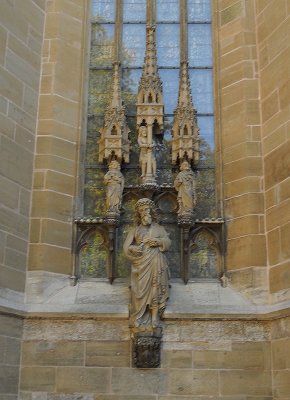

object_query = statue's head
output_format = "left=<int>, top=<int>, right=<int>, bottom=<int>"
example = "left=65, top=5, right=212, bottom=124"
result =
left=135, top=198, right=158, bottom=226
left=109, top=160, right=120, bottom=170
left=139, top=126, right=147, bottom=137
left=180, top=160, right=190, bottom=171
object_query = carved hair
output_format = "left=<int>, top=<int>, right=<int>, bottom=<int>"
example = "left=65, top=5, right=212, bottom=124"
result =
left=134, top=198, right=159, bottom=224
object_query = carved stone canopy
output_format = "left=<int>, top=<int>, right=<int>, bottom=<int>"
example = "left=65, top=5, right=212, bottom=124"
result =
left=99, top=62, right=130, bottom=164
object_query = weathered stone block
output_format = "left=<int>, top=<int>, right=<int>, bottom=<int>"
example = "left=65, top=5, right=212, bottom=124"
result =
left=28, top=243, right=72, bottom=274
left=193, top=341, right=270, bottom=370
left=40, top=219, right=72, bottom=248
left=161, top=350, right=192, bottom=368
left=281, top=222, right=290, bottom=260
left=0, top=265, right=26, bottom=292
left=225, top=177, right=262, bottom=198
left=22, top=341, right=84, bottom=366
left=20, top=367, right=55, bottom=391
left=0, top=207, right=29, bottom=238
left=220, top=370, right=272, bottom=396
left=7, top=33, right=41, bottom=70
left=267, top=228, right=281, bottom=266
left=273, top=370, right=290, bottom=398
left=224, top=157, right=263, bottom=183
left=265, top=141, right=290, bottom=190
left=272, top=339, right=290, bottom=370
left=270, top=262, right=290, bottom=293
left=34, top=154, right=74, bottom=175
left=55, top=367, right=110, bottom=393
left=4, top=247, right=27, bottom=272
left=169, top=369, right=218, bottom=395
left=0, top=112, right=15, bottom=139
left=0, top=65, right=23, bottom=106
left=0, top=366, right=19, bottom=394
left=112, top=368, right=167, bottom=395
left=262, top=90, right=280, bottom=123
left=3, top=337, right=21, bottom=365
left=220, top=1, right=244, bottom=26
left=45, top=170, right=74, bottom=195
left=227, top=235, right=267, bottom=268
left=86, top=341, right=130, bottom=367
left=266, top=200, right=290, bottom=231
left=225, top=193, right=264, bottom=217
left=15, top=124, right=35, bottom=153
left=31, top=190, right=73, bottom=221
left=227, top=215, right=262, bottom=239
left=0, top=175, right=20, bottom=210
left=37, top=136, right=76, bottom=161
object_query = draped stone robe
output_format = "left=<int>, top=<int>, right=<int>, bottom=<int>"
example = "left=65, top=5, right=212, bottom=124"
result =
left=124, top=222, right=170, bottom=327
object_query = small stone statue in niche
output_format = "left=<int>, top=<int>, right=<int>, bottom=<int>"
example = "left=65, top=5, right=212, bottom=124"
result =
left=104, top=160, right=124, bottom=215
left=138, top=126, right=156, bottom=181
left=174, top=160, right=196, bottom=218
left=123, top=198, right=170, bottom=329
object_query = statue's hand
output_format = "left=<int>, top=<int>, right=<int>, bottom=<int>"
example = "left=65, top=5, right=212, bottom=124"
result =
left=129, top=244, right=143, bottom=256
left=143, top=238, right=161, bottom=247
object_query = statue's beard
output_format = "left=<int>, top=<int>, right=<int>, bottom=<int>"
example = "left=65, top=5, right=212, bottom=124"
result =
left=141, top=215, right=152, bottom=225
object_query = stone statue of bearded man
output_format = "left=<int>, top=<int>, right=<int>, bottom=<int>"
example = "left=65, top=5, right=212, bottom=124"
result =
left=123, top=198, right=170, bottom=329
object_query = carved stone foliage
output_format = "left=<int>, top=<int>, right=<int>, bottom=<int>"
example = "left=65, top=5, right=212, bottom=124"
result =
left=172, top=61, right=199, bottom=165
left=189, top=228, right=221, bottom=280
left=99, top=62, right=130, bottom=164
left=132, top=331, right=162, bottom=368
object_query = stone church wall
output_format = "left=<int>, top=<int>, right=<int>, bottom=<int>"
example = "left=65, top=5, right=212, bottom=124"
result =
left=19, top=317, right=274, bottom=399
left=0, top=0, right=289, bottom=397
left=0, top=0, right=45, bottom=397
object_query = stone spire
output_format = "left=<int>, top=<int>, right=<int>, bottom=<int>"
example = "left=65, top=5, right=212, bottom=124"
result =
left=136, top=25, right=164, bottom=185
left=137, top=25, right=164, bottom=125
left=99, top=61, right=130, bottom=164
left=171, top=60, right=199, bottom=165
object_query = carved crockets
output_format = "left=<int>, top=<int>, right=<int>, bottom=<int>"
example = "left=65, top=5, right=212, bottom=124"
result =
left=99, top=62, right=130, bottom=164
left=172, top=61, right=199, bottom=166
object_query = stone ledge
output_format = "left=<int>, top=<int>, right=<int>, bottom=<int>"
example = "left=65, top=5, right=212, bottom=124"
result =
left=1, top=271, right=290, bottom=321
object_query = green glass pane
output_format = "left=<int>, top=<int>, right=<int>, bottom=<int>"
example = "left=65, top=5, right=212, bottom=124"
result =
left=88, top=69, right=112, bottom=116
left=188, top=0, right=211, bottom=22
left=123, top=0, right=146, bottom=22
left=116, top=223, right=132, bottom=278
left=157, top=0, right=179, bottom=22
left=195, top=168, right=216, bottom=219
left=84, top=169, right=106, bottom=216
left=91, top=0, right=116, bottom=22
left=90, top=24, right=114, bottom=68
left=80, top=231, right=108, bottom=278
left=122, top=24, right=146, bottom=67
left=122, top=69, right=142, bottom=116
left=157, top=25, right=180, bottom=67
left=189, top=231, right=218, bottom=279
left=162, top=223, right=180, bottom=279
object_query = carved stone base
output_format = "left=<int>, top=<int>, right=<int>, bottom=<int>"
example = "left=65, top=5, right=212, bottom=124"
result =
left=132, top=329, right=162, bottom=368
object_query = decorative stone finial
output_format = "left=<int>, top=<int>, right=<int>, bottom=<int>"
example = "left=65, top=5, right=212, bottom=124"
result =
left=99, top=62, right=130, bottom=164
left=172, top=61, right=199, bottom=165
